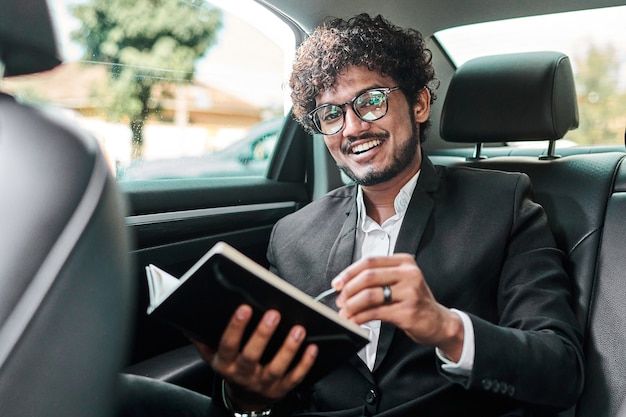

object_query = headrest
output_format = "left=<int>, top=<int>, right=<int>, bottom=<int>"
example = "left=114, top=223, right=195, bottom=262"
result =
left=440, top=51, right=579, bottom=143
left=0, top=0, right=62, bottom=77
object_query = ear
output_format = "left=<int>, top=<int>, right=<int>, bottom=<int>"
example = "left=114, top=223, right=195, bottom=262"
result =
left=413, top=88, right=431, bottom=123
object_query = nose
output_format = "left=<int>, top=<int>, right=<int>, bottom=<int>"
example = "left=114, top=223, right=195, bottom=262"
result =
left=341, top=106, right=370, bottom=137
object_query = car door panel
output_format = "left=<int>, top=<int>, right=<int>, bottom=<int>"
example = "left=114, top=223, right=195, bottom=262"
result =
left=124, top=182, right=310, bottom=361
left=122, top=121, right=315, bottom=361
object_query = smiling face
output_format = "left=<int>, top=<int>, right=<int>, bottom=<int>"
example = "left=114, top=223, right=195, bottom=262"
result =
left=317, top=66, right=431, bottom=190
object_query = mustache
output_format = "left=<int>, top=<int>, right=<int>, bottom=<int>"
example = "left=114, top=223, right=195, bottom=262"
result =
left=341, top=132, right=389, bottom=153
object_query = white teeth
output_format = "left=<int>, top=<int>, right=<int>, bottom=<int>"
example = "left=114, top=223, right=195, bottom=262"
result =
left=352, top=139, right=381, bottom=154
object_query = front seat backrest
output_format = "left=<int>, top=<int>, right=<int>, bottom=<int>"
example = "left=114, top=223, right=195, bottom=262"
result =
left=0, top=93, right=134, bottom=417
left=0, top=0, right=135, bottom=416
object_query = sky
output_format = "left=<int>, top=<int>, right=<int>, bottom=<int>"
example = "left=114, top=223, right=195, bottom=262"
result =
left=437, top=5, right=626, bottom=68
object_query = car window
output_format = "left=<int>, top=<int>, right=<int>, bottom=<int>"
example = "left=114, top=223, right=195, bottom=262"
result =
left=435, top=5, right=626, bottom=147
left=0, top=0, right=295, bottom=180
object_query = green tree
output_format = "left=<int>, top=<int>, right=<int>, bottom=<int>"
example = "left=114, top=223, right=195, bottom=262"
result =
left=569, top=43, right=626, bottom=145
left=71, top=0, right=222, bottom=159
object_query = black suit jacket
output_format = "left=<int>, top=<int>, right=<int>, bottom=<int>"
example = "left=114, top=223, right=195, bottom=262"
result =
left=267, top=156, right=584, bottom=416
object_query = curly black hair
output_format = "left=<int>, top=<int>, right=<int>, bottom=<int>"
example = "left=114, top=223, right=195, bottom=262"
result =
left=289, top=13, right=437, bottom=138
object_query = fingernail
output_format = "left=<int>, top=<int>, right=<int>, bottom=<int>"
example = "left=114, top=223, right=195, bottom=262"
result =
left=331, top=276, right=343, bottom=289
left=265, top=311, right=279, bottom=327
left=292, top=326, right=304, bottom=342
left=236, top=305, right=251, bottom=320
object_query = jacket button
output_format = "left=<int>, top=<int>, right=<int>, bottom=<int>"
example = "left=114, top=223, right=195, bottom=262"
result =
left=365, top=389, right=377, bottom=404
left=499, top=383, right=509, bottom=394
left=491, top=381, right=501, bottom=393
left=482, top=379, right=492, bottom=390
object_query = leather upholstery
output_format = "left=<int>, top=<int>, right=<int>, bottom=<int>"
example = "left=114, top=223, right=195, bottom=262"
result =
left=0, top=0, right=61, bottom=76
left=576, top=160, right=626, bottom=417
left=125, top=343, right=213, bottom=396
left=0, top=93, right=135, bottom=416
left=440, top=51, right=579, bottom=143
left=460, top=153, right=624, bottom=338
left=438, top=51, right=626, bottom=417
left=432, top=151, right=626, bottom=417
left=0, top=1, right=133, bottom=414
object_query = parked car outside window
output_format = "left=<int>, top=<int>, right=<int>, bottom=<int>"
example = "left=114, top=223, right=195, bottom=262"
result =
left=117, top=116, right=283, bottom=180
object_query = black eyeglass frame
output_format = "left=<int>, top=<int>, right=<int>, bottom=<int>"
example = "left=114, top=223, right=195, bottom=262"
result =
left=308, top=86, right=401, bottom=135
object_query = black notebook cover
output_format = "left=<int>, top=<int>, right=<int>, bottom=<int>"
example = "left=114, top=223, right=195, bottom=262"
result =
left=146, top=241, right=369, bottom=384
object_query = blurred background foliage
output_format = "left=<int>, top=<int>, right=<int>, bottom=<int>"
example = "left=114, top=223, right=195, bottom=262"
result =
left=71, top=0, right=223, bottom=158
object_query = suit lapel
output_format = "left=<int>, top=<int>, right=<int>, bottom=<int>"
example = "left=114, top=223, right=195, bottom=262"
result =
left=373, top=155, right=439, bottom=372
left=394, top=157, right=438, bottom=254
left=322, top=192, right=357, bottom=310
left=323, top=193, right=375, bottom=381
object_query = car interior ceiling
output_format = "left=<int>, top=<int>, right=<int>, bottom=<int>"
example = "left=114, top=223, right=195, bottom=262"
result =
left=1, top=0, right=626, bottom=416
left=261, top=0, right=626, bottom=44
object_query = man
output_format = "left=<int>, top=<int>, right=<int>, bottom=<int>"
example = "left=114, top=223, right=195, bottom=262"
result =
left=120, top=13, right=584, bottom=417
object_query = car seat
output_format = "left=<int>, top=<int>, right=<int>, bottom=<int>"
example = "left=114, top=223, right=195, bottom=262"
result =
left=0, top=0, right=135, bottom=416
left=439, top=50, right=626, bottom=417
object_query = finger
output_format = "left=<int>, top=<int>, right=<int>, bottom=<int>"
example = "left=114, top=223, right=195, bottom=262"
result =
left=214, top=305, right=253, bottom=366
left=262, top=325, right=308, bottom=381
left=341, top=303, right=392, bottom=324
left=339, top=284, right=393, bottom=320
left=336, top=266, right=393, bottom=308
left=282, top=344, right=318, bottom=389
left=338, top=255, right=419, bottom=305
left=333, top=254, right=414, bottom=292
left=236, top=310, right=281, bottom=373
left=331, top=257, right=380, bottom=290
left=340, top=283, right=414, bottom=325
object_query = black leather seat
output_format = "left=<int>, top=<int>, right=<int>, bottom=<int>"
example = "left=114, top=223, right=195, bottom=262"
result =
left=577, top=160, right=626, bottom=417
left=0, top=1, right=135, bottom=416
left=439, top=51, right=626, bottom=417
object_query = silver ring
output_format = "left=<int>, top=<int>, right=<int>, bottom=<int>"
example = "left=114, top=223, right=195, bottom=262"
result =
left=382, top=285, right=392, bottom=305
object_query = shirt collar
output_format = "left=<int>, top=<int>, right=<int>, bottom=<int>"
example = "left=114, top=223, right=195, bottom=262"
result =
left=356, top=171, right=421, bottom=228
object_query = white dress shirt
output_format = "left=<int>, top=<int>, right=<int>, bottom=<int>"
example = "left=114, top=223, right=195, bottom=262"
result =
left=353, top=171, right=474, bottom=376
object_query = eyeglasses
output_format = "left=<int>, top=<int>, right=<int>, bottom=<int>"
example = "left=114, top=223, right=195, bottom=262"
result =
left=308, top=87, right=401, bottom=135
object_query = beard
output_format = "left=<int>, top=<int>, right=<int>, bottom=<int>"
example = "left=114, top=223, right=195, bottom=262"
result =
left=338, top=118, right=421, bottom=186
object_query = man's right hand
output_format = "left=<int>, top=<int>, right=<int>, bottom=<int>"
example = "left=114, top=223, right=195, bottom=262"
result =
left=191, top=304, right=318, bottom=410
